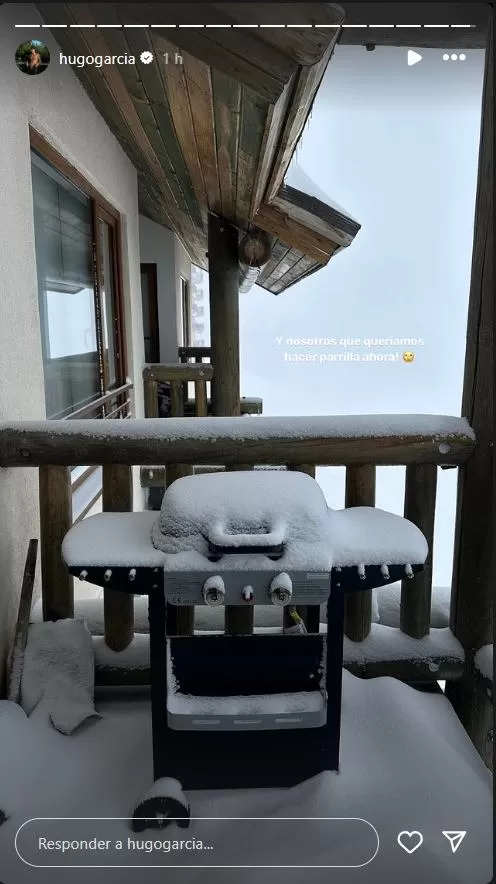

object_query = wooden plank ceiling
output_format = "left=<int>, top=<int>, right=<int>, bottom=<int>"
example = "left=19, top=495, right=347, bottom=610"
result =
left=38, top=2, right=362, bottom=294
left=339, top=3, right=488, bottom=48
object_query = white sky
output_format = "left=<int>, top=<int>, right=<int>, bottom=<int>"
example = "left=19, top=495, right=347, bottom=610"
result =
left=239, top=45, right=485, bottom=586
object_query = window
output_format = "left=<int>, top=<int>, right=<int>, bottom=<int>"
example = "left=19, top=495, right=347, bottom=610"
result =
left=30, top=130, right=127, bottom=419
left=30, top=130, right=131, bottom=524
left=181, top=277, right=191, bottom=348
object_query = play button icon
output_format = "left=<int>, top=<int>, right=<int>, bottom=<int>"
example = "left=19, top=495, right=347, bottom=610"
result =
left=407, top=50, right=423, bottom=66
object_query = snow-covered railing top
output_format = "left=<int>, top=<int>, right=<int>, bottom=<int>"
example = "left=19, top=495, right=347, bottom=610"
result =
left=0, top=415, right=475, bottom=468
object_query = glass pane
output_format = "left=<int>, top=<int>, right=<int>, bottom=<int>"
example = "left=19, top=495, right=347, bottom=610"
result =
left=31, top=153, right=100, bottom=419
left=99, top=219, right=118, bottom=388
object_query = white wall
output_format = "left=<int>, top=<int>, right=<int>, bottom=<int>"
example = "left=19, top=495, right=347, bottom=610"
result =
left=139, top=215, right=192, bottom=361
left=0, top=3, right=145, bottom=690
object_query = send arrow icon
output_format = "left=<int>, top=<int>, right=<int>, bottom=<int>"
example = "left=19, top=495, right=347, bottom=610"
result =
left=443, top=831, right=467, bottom=854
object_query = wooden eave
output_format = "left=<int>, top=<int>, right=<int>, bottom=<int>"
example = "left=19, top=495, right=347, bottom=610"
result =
left=37, top=3, right=364, bottom=293
left=338, top=3, right=488, bottom=48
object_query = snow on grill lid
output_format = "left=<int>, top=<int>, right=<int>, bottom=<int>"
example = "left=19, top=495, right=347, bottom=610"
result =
left=155, top=470, right=329, bottom=541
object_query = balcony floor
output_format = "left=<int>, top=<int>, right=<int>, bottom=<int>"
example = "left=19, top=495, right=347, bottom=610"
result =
left=0, top=671, right=491, bottom=883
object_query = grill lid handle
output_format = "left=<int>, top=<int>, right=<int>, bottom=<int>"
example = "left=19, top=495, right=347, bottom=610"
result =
left=207, top=520, right=286, bottom=552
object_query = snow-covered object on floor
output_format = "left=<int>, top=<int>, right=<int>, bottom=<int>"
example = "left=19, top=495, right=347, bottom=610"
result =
left=474, top=645, right=493, bottom=682
left=20, top=620, right=100, bottom=735
left=133, top=777, right=190, bottom=832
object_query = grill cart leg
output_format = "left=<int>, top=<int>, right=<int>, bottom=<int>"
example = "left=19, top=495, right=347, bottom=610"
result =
left=132, top=585, right=190, bottom=832
left=325, top=581, right=346, bottom=772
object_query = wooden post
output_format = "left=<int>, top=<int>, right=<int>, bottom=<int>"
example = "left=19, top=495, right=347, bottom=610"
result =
left=208, top=213, right=241, bottom=417
left=194, top=379, right=208, bottom=417
left=166, top=379, right=192, bottom=486
left=400, top=464, right=437, bottom=638
left=144, top=375, right=159, bottom=418
left=344, top=465, right=376, bottom=641
left=102, top=464, right=134, bottom=651
left=39, top=466, right=73, bottom=621
left=208, top=212, right=248, bottom=634
left=446, top=13, right=494, bottom=768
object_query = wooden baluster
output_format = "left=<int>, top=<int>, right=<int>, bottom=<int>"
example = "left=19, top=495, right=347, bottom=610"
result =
left=194, top=379, right=208, bottom=417
left=223, top=463, right=254, bottom=635
left=166, top=381, right=194, bottom=636
left=39, top=466, right=73, bottom=621
left=285, top=464, right=319, bottom=631
left=344, top=465, right=376, bottom=641
left=102, top=464, right=134, bottom=651
left=143, top=372, right=159, bottom=418
left=166, top=380, right=192, bottom=486
left=400, top=464, right=437, bottom=638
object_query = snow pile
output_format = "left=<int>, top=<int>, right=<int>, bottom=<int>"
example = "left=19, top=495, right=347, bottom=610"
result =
left=377, top=583, right=451, bottom=628
left=153, top=470, right=328, bottom=545
left=474, top=645, right=493, bottom=682
left=62, top=512, right=164, bottom=568
left=151, top=472, right=427, bottom=573
left=0, top=672, right=492, bottom=883
left=20, top=620, right=100, bottom=735
left=1, top=413, right=475, bottom=445
left=284, top=162, right=361, bottom=224
left=327, top=507, right=428, bottom=566
left=343, top=625, right=464, bottom=666
left=152, top=469, right=337, bottom=571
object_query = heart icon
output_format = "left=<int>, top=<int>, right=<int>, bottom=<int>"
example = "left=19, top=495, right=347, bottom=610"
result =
left=397, top=831, right=424, bottom=854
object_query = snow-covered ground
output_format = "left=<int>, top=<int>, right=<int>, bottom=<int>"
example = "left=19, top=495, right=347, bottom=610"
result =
left=0, top=673, right=491, bottom=884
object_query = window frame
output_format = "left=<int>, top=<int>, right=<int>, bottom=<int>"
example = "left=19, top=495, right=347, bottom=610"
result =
left=181, top=276, right=192, bottom=348
left=30, top=127, right=128, bottom=415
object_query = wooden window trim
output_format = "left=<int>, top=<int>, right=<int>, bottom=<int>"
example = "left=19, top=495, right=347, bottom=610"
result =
left=30, top=126, right=128, bottom=394
left=30, top=127, right=119, bottom=220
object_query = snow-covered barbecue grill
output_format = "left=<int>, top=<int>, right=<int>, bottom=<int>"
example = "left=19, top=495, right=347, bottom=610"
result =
left=62, top=469, right=428, bottom=831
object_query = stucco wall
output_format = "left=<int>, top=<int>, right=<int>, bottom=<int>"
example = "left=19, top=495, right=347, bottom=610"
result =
left=0, top=3, right=144, bottom=692
left=139, top=215, right=192, bottom=363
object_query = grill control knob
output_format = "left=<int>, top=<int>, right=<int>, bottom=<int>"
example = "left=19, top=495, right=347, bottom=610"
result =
left=242, top=585, right=254, bottom=602
left=268, top=573, right=293, bottom=606
left=202, top=576, right=225, bottom=606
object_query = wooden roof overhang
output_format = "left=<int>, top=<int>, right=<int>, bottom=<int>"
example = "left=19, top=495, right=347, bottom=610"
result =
left=38, top=2, right=361, bottom=293
left=338, top=3, right=488, bottom=48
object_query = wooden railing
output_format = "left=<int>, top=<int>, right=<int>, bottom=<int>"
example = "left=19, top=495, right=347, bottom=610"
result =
left=143, top=363, right=212, bottom=420
left=64, top=381, right=134, bottom=420
left=0, top=414, right=475, bottom=649
left=143, top=362, right=213, bottom=491
left=2, top=413, right=491, bottom=763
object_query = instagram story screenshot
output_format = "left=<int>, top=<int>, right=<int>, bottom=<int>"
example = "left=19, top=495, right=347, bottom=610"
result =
left=0, top=2, right=493, bottom=883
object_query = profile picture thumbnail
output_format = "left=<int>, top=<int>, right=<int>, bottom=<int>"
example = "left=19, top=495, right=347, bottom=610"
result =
left=15, top=39, right=50, bottom=75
